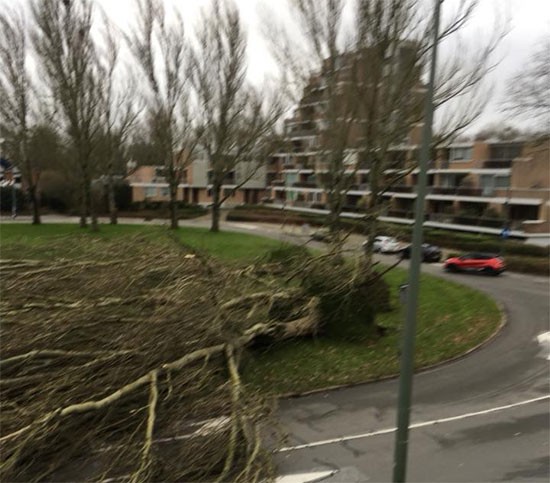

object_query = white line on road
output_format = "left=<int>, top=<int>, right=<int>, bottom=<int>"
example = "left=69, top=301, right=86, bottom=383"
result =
left=275, top=470, right=337, bottom=483
left=278, top=395, right=550, bottom=452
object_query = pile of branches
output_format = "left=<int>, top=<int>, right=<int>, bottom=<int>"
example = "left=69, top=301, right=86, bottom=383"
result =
left=0, top=236, right=321, bottom=482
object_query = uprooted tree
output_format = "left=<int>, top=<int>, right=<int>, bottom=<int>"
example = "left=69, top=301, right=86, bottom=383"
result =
left=0, top=235, right=390, bottom=482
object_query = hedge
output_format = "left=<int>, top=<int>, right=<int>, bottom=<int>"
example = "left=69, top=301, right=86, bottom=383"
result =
left=226, top=207, right=549, bottom=260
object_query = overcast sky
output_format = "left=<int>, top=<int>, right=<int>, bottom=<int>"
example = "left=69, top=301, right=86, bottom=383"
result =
left=4, top=0, right=550, bottom=132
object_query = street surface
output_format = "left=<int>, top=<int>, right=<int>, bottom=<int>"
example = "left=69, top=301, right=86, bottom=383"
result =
left=2, top=215, right=549, bottom=482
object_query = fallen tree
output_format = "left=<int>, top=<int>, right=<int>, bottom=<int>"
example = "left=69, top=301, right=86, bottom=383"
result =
left=0, top=234, right=387, bottom=481
left=0, top=236, right=325, bottom=482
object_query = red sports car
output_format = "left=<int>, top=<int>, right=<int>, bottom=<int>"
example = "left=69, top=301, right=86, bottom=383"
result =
left=444, top=253, right=505, bottom=276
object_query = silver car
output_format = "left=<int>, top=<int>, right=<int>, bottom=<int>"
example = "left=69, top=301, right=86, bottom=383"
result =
left=366, top=236, right=401, bottom=253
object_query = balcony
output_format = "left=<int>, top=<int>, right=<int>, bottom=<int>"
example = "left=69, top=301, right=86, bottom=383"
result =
left=428, top=213, right=505, bottom=228
left=292, top=181, right=319, bottom=188
left=388, top=185, right=415, bottom=193
left=430, top=187, right=483, bottom=197
left=288, top=129, right=317, bottom=138
left=483, top=160, right=513, bottom=169
left=349, top=184, right=369, bottom=191
left=388, top=209, right=415, bottom=219
left=271, top=180, right=285, bottom=187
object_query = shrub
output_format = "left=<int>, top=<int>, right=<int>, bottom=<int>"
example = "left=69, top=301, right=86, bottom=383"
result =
left=505, top=256, right=549, bottom=276
left=299, top=259, right=389, bottom=341
left=0, top=187, right=26, bottom=213
left=263, top=244, right=311, bottom=267
left=114, top=182, right=133, bottom=212
left=39, top=170, right=76, bottom=212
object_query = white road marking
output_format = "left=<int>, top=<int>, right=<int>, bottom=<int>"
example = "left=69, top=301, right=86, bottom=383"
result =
left=278, top=395, right=550, bottom=452
left=276, top=470, right=337, bottom=483
left=536, top=332, right=550, bottom=360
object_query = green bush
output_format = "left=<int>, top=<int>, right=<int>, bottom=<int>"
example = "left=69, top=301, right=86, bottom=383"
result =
left=423, top=232, right=549, bottom=258
left=263, top=244, right=311, bottom=269
left=299, top=260, right=389, bottom=341
left=0, top=187, right=27, bottom=213
left=227, top=206, right=548, bottom=259
left=505, top=256, right=549, bottom=276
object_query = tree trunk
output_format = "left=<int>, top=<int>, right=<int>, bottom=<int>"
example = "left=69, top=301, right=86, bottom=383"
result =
left=79, top=178, right=87, bottom=229
left=107, top=175, right=118, bottom=225
left=364, top=169, right=379, bottom=269
left=84, top=169, right=98, bottom=232
left=28, top=184, right=41, bottom=225
left=211, top=184, right=221, bottom=233
left=169, top=180, right=178, bottom=230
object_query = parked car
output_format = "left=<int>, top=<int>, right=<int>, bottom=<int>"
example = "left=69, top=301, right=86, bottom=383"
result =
left=444, top=253, right=505, bottom=276
left=365, top=236, right=402, bottom=254
left=400, top=243, right=442, bottom=263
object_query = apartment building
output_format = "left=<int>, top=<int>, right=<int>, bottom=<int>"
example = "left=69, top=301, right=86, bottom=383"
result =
left=267, top=135, right=550, bottom=242
left=126, top=157, right=267, bottom=207
left=262, top=43, right=550, bottom=243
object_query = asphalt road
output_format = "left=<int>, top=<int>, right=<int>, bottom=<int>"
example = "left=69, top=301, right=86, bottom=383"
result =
left=3, top=215, right=549, bottom=482
left=275, top=253, right=549, bottom=482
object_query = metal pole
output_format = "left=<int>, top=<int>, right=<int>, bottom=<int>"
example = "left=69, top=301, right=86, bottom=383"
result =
left=392, top=1, right=441, bottom=482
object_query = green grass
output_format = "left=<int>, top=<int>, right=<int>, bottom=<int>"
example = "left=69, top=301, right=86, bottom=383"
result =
left=0, top=223, right=284, bottom=263
left=243, top=267, right=501, bottom=395
left=1, top=222, right=502, bottom=396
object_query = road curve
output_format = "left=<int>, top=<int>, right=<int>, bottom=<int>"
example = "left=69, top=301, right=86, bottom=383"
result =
left=276, top=256, right=549, bottom=482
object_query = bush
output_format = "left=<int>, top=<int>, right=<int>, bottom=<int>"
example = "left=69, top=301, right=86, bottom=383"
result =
left=39, top=170, right=76, bottom=212
left=423, top=230, right=549, bottom=258
left=114, top=182, right=133, bottom=212
left=263, top=244, right=311, bottom=267
left=505, top=256, right=549, bottom=276
left=299, top=259, right=389, bottom=341
left=0, top=187, right=26, bottom=213
left=228, top=206, right=548, bottom=258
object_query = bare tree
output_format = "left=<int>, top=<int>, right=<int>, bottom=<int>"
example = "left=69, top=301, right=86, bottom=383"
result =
left=0, top=5, right=40, bottom=224
left=32, top=0, right=102, bottom=230
left=355, top=0, right=505, bottom=265
left=264, top=0, right=505, bottom=264
left=192, top=0, right=283, bottom=233
left=262, top=0, right=361, bottom=253
left=127, top=0, right=196, bottom=230
left=97, top=19, right=140, bottom=225
left=502, top=38, right=550, bottom=129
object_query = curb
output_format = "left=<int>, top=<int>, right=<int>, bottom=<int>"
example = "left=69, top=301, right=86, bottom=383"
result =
left=278, top=301, right=508, bottom=400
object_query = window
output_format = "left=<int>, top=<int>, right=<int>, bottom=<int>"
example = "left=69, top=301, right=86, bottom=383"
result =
left=449, top=147, right=472, bottom=161
left=160, top=187, right=169, bottom=197
left=495, top=176, right=510, bottom=188
left=145, top=186, right=157, bottom=197
left=490, top=143, right=522, bottom=161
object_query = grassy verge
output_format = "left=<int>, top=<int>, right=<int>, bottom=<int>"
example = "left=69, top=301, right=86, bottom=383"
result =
left=0, top=222, right=502, bottom=396
left=243, top=268, right=500, bottom=395
left=0, top=223, right=284, bottom=263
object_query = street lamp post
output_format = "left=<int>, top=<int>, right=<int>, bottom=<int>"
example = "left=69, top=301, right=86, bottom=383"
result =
left=392, top=1, right=442, bottom=482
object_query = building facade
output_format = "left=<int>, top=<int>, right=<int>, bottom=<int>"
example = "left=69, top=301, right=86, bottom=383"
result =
left=266, top=136, right=550, bottom=241
left=126, top=158, right=267, bottom=207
